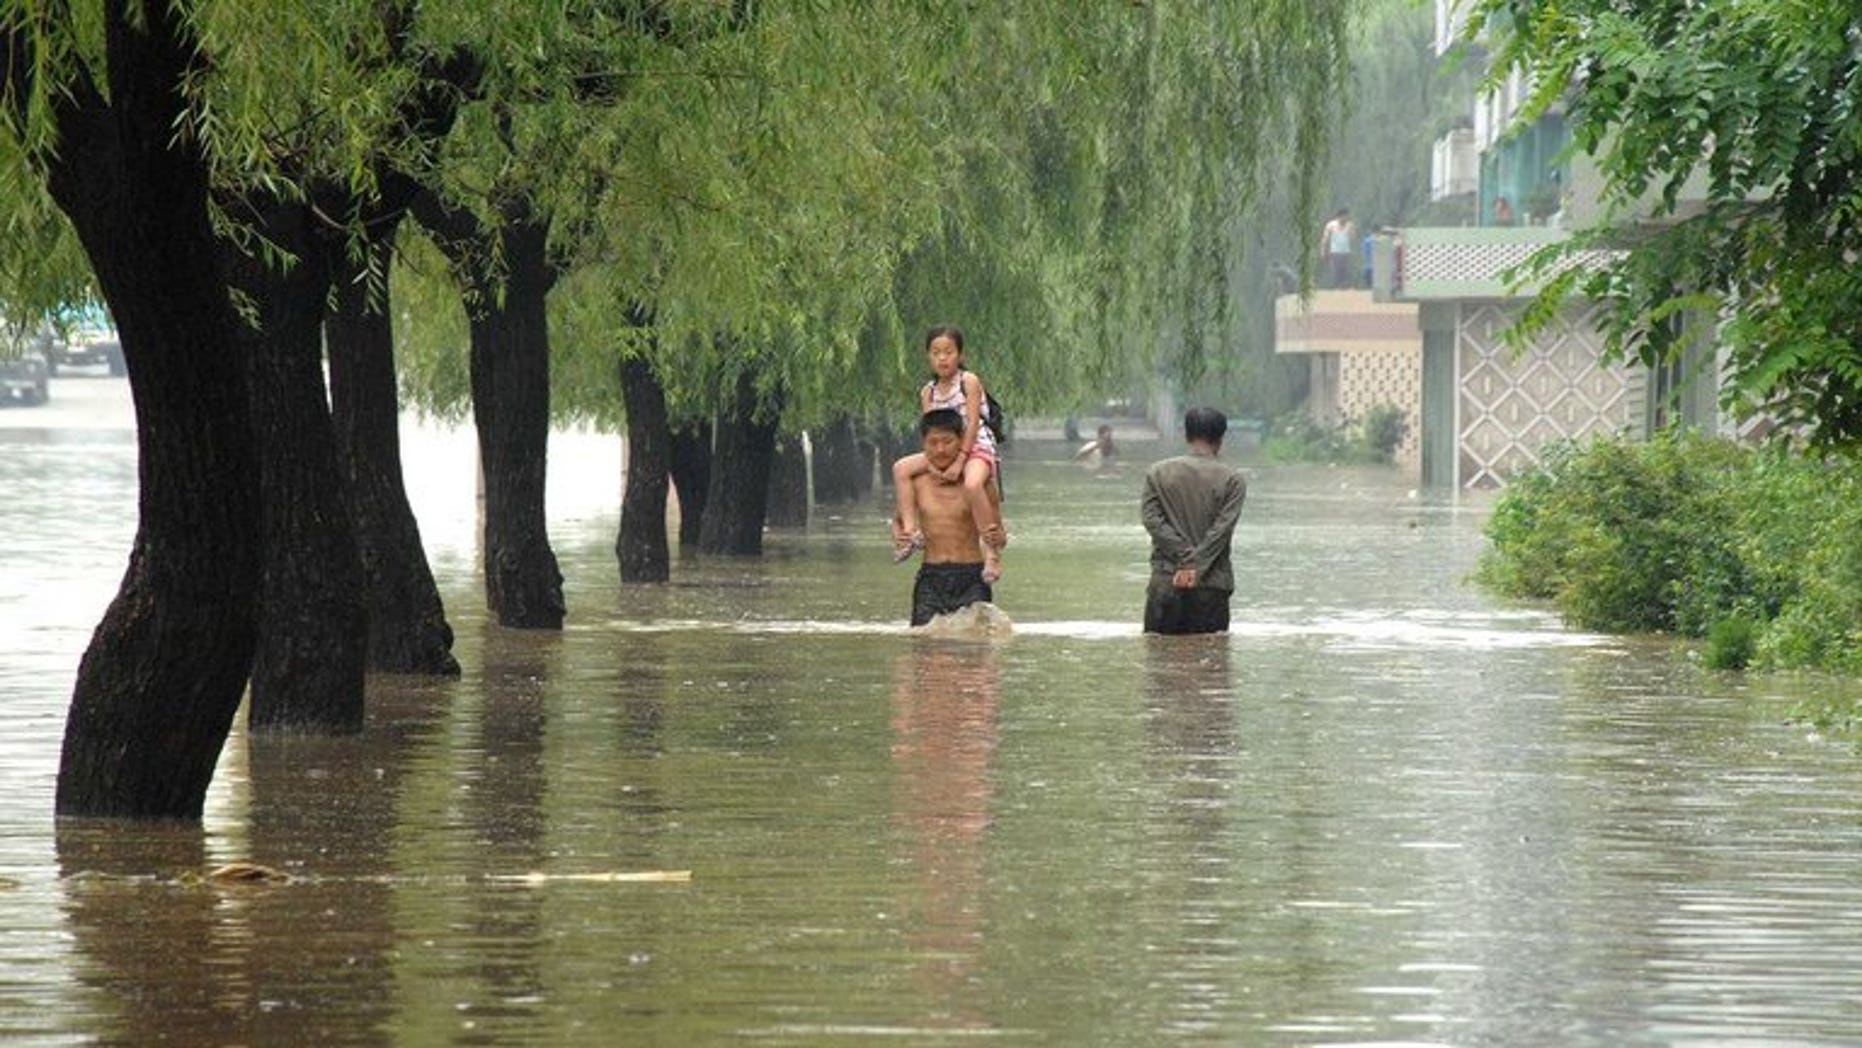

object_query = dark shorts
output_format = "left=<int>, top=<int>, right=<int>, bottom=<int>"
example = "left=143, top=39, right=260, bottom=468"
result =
left=1143, top=587, right=1231, bottom=635
left=912, top=562, right=993, bottom=627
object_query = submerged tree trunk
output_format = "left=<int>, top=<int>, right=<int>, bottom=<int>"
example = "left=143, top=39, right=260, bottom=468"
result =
left=812, top=417, right=873, bottom=505
left=698, top=373, right=780, bottom=556
left=617, top=356, right=672, bottom=583
left=41, top=7, right=261, bottom=817
left=414, top=193, right=564, bottom=628
left=876, top=424, right=916, bottom=493
left=469, top=218, right=563, bottom=627
left=669, top=421, right=712, bottom=550
left=328, top=238, right=460, bottom=674
left=765, top=433, right=809, bottom=528
left=228, top=201, right=368, bottom=733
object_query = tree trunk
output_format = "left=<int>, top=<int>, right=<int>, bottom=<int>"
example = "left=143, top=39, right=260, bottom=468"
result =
left=876, top=424, right=916, bottom=492
left=812, top=417, right=873, bottom=504
left=617, top=356, right=672, bottom=583
left=669, top=421, right=712, bottom=550
left=223, top=201, right=368, bottom=734
left=414, top=193, right=565, bottom=628
left=468, top=217, right=564, bottom=627
left=328, top=238, right=460, bottom=674
left=43, top=6, right=261, bottom=817
left=765, top=433, right=810, bottom=528
left=698, top=373, right=780, bottom=555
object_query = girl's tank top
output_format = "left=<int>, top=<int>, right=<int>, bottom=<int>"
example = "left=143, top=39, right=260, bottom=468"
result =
left=924, top=370, right=996, bottom=455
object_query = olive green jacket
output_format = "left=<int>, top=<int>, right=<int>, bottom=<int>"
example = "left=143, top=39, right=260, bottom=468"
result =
left=1140, top=450, right=1247, bottom=593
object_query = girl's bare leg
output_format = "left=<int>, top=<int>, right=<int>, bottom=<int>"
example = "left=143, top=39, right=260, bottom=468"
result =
left=891, top=452, right=929, bottom=560
left=960, top=458, right=1005, bottom=581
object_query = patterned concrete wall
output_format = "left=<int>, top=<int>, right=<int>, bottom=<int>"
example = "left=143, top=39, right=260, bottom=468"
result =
left=1456, top=302, right=1645, bottom=488
left=1339, top=348, right=1422, bottom=465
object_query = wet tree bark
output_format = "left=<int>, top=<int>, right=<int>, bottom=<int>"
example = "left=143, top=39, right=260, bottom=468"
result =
left=413, top=193, right=565, bottom=628
left=811, top=417, right=873, bottom=505
left=668, top=421, right=712, bottom=550
left=328, top=238, right=460, bottom=674
left=765, top=433, right=810, bottom=528
left=876, top=424, right=916, bottom=492
left=226, top=201, right=368, bottom=733
left=30, top=5, right=262, bottom=817
left=617, top=356, right=673, bottom=583
left=698, top=373, right=780, bottom=556
left=468, top=216, right=564, bottom=627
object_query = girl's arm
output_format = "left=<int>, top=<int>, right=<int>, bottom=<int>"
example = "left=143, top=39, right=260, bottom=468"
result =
left=919, top=383, right=934, bottom=414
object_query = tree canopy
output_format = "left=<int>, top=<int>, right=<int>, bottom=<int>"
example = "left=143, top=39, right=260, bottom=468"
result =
left=5, top=1, right=1357, bottom=427
left=1475, top=0, right=1862, bottom=447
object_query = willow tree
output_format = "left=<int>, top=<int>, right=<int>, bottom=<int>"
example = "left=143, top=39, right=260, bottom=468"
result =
left=398, top=0, right=963, bottom=574
left=3, top=2, right=264, bottom=816
left=152, top=3, right=471, bottom=693
left=399, top=1, right=1358, bottom=583
left=1475, top=0, right=1862, bottom=446
left=0, top=1, right=479, bottom=815
left=580, top=2, right=1355, bottom=572
left=854, top=1, right=1355, bottom=419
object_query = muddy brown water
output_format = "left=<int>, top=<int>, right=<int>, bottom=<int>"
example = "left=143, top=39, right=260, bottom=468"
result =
left=4, top=379, right=1862, bottom=1046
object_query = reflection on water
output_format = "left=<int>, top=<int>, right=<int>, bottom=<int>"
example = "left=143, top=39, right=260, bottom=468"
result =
left=5, top=388, right=1862, bottom=1044
left=890, top=642, right=999, bottom=1034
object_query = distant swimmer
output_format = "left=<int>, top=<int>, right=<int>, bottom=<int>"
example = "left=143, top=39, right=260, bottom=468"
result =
left=1073, top=423, right=1117, bottom=470
left=1141, top=407, right=1247, bottom=635
left=906, top=408, right=1003, bottom=628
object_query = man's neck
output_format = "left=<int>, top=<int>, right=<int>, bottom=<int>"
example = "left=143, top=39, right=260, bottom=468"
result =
left=1186, top=440, right=1220, bottom=457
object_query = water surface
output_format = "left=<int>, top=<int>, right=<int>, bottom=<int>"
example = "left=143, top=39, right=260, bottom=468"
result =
left=4, top=380, right=1861, bottom=1046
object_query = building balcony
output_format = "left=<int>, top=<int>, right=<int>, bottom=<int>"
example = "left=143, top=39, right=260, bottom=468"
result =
left=1273, top=291, right=1420, bottom=355
left=1372, top=226, right=1609, bottom=302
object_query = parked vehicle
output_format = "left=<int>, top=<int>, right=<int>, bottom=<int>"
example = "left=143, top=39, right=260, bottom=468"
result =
left=0, top=348, right=51, bottom=405
left=49, top=330, right=125, bottom=376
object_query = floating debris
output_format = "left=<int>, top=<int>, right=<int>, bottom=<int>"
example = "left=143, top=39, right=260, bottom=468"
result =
left=205, top=862, right=291, bottom=885
left=483, top=871, right=692, bottom=886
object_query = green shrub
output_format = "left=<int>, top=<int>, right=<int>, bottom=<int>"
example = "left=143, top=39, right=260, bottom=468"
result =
left=1263, top=407, right=1402, bottom=465
left=1702, top=616, right=1758, bottom=670
left=1362, top=403, right=1409, bottom=458
left=1478, top=431, right=1862, bottom=675
left=1478, top=431, right=1745, bottom=633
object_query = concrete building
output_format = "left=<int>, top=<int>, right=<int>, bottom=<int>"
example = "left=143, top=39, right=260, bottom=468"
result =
left=1272, top=291, right=1422, bottom=470
left=1277, top=0, right=1735, bottom=490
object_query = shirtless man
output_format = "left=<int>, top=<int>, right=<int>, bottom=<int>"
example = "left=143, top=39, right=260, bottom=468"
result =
left=901, top=408, right=996, bottom=626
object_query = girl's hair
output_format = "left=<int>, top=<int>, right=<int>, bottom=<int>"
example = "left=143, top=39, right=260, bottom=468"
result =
left=924, top=324, right=964, bottom=354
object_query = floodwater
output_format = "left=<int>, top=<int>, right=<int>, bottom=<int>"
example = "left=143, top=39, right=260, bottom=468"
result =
left=4, top=377, right=1862, bottom=1047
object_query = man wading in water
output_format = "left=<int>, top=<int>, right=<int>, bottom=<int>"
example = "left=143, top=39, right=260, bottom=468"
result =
left=906, top=409, right=997, bottom=626
left=1141, top=406, right=1247, bottom=634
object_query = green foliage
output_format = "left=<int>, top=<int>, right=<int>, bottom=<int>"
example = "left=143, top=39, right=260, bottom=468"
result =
left=1478, top=432, right=1862, bottom=673
left=3, top=2, right=1357, bottom=437
left=1361, top=403, right=1408, bottom=457
left=1701, top=617, right=1757, bottom=671
left=411, top=0, right=1356, bottom=430
left=1261, top=406, right=1402, bottom=466
left=1473, top=0, right=1862, bottom=448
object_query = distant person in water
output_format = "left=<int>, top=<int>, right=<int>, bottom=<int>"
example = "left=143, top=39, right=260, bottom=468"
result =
left=906, top=409, right=996, bottom=626
left=1141, top=407, right=1247, bottom=635
left=1073, top=424, right=1117, bottom=469
left=891, top=325, right=1006, bottom=581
